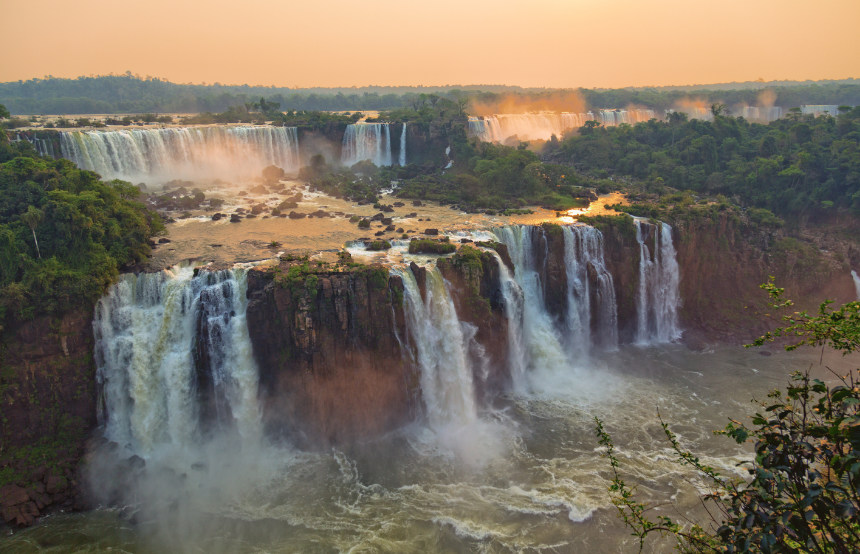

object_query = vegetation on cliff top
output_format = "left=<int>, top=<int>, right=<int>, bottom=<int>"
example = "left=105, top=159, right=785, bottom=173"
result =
left=545, top=106, right=860, bottom=218
left=597, top=283, right=860, bottom=552
left=2, top=74, right=858, bottom=115
left=0, top=113, right=163, bottom=333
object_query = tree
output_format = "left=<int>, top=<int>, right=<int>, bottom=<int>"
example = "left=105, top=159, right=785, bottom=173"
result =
left=0, top=103, right=9, bottom=120
left=596, top=280, right=860, bottom=553
left=20, top=205, right=43, bottom=259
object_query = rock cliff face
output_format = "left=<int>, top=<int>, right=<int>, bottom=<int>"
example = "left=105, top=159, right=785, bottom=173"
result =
left=585, top=212, right=858, bottom=345
left=672, top=213, right=858, bottom=344
left=245, top=263, right=415, bottom=448
left=0, top=310, right=96, bottom=527
left=437, top=246, right=512, bottom=404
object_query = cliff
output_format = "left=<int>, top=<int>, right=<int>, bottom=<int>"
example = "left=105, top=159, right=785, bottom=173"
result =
left=245, top=260, right=416, bottom=448
left=672, top=211, right=858, bottom=344
left=0, top=310, right=96, bottom=527
left=437, top=245, right=512, bottom=403
left=584, top=210, right=859, bottom=345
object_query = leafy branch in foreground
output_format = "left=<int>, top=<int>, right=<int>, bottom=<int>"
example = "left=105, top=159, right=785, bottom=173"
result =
left=749, top=277, right=860, bottom=354
left=596, top=283, right=860, bottom=553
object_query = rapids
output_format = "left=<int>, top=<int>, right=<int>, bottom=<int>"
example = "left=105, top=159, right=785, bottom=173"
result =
left=4, top=210, right=850, bottom=553
left=4, top=345, right=854, bottom=553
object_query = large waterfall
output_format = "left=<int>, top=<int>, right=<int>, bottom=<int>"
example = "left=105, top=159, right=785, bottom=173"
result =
left=634, top=220, right=682, bottom=344
left=563, top=225, right=618, bottom=353
left=399, top=122, right=407, bottom=166
left=468, top=109, right=656, bottom=142
left=59, top=125, right=300, bottom=183
left=396, top=265, right=479, bottom=430
left=341, top=123, right=393, bottom=167
left=93, top=265, right=261, bottom=456
left=493, top=226, right=577, bottom=392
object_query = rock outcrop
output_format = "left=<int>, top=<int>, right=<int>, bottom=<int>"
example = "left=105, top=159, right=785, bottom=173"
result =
left=437, top=245, right=511, bottom=403
left=0, top=310, right=96, bottom=527
left=245, top=262, right=415, bottom=448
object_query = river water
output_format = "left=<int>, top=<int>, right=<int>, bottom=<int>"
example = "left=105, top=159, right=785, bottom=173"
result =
left=4, top=345, right=855, bottom=553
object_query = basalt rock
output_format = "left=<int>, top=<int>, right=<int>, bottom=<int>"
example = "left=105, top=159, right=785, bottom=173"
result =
left=0, top=310, right=97, bottom=526
left=437, top=246, right=511, bottom=404
left=246, top=263, right=415, bottom=448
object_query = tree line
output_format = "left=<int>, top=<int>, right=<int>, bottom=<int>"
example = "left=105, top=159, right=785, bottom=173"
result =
left=0, top=105, right=163, bottom=334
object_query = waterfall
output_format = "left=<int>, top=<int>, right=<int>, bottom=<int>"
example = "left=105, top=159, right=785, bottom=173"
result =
left=59, top=125, right=300, bottom=183
left=486, top=250, right=528, bottom=392
left=395, top=265, right=478, bottom=430
left=341, top=123, right=393, bottom=167
left=494, top=226, right=570, bottom=381
left=634, top=220, right=681, bottom=344
left=467, top=110, right=657, bottom=142
left=93, top=265, right=261, bottom=456
left=399, top=122, right=407, bottom=166
left=852, top=270, right=860, bottom=300
left=563, top=225, right=618, bottom=354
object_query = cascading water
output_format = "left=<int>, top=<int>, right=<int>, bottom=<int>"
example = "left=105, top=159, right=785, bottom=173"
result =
left=93, top=265, right=261, bottom=455
left=341, top=123, right=393, bottom=167
left=563, top=225, right=618, bottom=354
left=467, top=110, right=656, bottom=142
left=395, top=265, right=478, bottom=430
left=852, top=269, right=860, bottom=300
left=59, top=125, right=300, bottom=183
left=494, top=226, right=571, bottom=388
left=399, top=122, right=407, bottom=166
left=486, top=250, right=528, bottom=392
left=634, top=219, right=682, bottom=344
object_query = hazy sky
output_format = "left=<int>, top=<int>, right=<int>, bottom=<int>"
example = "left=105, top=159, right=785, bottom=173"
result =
left=4, top=0, right=859, bottom=88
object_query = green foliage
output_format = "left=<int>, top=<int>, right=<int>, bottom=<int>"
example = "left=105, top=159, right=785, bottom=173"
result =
left=0, top=136, right=162, bottom=332
left=299, top=155, right=383, bottom=204
left=407, top=238, right=456, bottom=255
left=577, top=214, right=636, bottom=239
left=365, top=240, right=392, bottom=251
left=597, top=285, right=860, bottom=553
left=549, top=108, right=860, bottom=217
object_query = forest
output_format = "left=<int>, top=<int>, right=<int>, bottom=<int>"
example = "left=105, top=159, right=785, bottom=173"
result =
left=0, top=119, right=162, bottom=334
left=1, top=74, right=858, bottom=115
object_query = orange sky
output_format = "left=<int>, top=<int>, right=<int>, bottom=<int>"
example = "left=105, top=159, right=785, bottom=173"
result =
left=4, top=0, right=859, bottom=88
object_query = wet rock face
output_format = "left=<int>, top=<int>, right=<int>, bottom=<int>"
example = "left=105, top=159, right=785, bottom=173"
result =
left=245, top=264, right=416, bottom=448
left=437, top=247, right=512, bottom=404
left=0, top=310, right=97, bottom=526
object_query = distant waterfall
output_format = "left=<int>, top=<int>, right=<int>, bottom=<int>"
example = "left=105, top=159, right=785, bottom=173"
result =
left=59, top=125, right=300, bottom=183
left=16, top=133, right=56, bottom=158
left=93, top=266, right=261, bottom=456
left=634, top=220, right=682, bottom=344
left=395, top=265, right=478, bottom=429
left=468, top=110, right=656, bottom=142
left=341, top=123, right=393, bottom=167
left=563, top=225, right=618, bottom=353
left=399, top=122, right=407, bottom=166
left=852, top=270, right=860, bottom=300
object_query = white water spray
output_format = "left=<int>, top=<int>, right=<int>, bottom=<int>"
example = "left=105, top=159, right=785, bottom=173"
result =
left=494, top=226, right=571, bottom=389
left=852, top=269, right=860, bottom=300
left=93, top=265, right=261, bottom=455
left=634, top=220, right=682, bottom=344
left=486, top=250, right=528, bottom=392
left=395, top=265, right=478, bottom=429
left=399, top=122, right=407, bottom=166
left=563, top=225, right=618, bottom=354
left=60, top=125, right=300, bottom=183
left=341, top=123, right=393, bottom=167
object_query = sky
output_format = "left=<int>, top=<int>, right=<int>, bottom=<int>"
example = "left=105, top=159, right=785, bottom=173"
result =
left=3, top=0, right=859, bottom=88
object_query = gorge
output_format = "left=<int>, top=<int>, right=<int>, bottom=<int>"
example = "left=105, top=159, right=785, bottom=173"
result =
left=2, top=104, right=859, bottom=552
